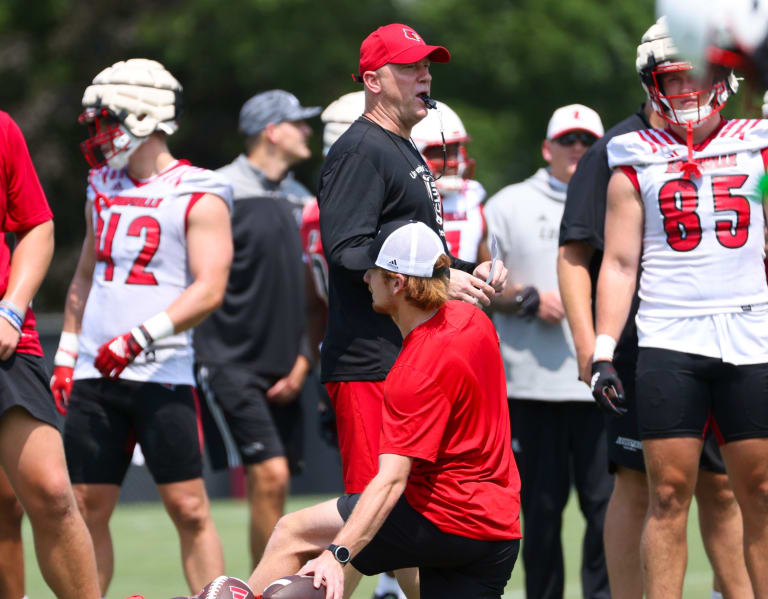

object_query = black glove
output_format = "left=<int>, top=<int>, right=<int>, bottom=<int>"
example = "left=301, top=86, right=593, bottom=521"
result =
left=590, top=360, right=627, bottom=416
left=514, top=286, right=540, bottom=319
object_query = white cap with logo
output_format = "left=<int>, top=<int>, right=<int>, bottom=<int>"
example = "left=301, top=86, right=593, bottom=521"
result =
left=546, top=104, right=604, bottom=140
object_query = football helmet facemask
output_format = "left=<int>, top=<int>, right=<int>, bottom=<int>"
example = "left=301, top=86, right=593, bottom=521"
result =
left=79, top=58, right=182, bottom=169
left=636, top=16, right=738, bottom=128
left=410, top=101, right=475, bottom=192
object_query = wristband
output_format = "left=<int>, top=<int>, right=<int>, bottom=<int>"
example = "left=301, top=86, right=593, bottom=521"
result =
left=593, top=334, right=617, bottom=362
left=130, top=311, right=175, bottom=349
left=54, top=331, right=80, bottom=368
left=0, top=300, right=25, bottom=320
left=0, top=306, right=23, bottom=334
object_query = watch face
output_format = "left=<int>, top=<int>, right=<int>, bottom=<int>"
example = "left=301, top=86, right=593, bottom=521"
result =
left=335, top=545, right=351, bottom=563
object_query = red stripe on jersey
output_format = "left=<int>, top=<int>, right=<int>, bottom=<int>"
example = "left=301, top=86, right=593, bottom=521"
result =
left=734, top=119, right=752, bottom=139
left=761, top=147, right=768, bottom=170
left=719, top=119, right=739, bottom=137
left=655, top=130, right=677, bottom=145
left=619, top=165, right=640, bottom=193
left=185, top=192, right=205, bottom=236
left=637, top=130, right=658, bottom=153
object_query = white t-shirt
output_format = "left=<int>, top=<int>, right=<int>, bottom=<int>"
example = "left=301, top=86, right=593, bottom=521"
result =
left=75, top=160, right=233, bottom=384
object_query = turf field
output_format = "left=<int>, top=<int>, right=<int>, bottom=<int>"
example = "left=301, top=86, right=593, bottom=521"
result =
left=23, top=492, right=717, bottom=598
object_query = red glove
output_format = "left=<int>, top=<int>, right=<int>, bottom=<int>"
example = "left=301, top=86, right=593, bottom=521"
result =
left=94, top=329, right=148, bottom=379
left=50, top=365, right=74, bottom=415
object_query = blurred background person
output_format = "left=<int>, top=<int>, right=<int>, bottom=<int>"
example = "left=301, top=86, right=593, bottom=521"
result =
left=486, top=104, right=612, bottom=599
left=194, top=89, right=321, bottom=568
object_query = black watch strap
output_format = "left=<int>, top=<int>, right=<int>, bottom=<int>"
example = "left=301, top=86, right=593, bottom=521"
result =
left=327, top=543, right=351, bottom=564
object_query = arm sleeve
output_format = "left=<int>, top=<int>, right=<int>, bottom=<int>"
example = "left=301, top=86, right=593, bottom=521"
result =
left=3, top=116, right=52, bottom=232
left=558, top=143, right=610, bottom=251
left=318, top=151, right=386, bottom=270
left=380, top=366, right=452, bottom=463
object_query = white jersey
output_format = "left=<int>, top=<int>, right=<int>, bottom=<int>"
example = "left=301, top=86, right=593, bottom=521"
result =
left=75, top=160, right=233, bottom=384
left=608, top=119, right=768, bottom=318
left=441, top=179, right=486, bottom=262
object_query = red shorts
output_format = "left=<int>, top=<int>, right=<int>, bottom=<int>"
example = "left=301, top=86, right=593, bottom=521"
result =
left=325, top=380, right=385, bottom=493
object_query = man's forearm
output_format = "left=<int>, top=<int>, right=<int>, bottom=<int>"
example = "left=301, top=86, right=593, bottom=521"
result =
left=333, top=470, right=406, bottom=556
left=4, top=221, right=54, bottom=312
left=595, top=261, right=636, bottom=345
left=557, top=243, right=596, bottom=354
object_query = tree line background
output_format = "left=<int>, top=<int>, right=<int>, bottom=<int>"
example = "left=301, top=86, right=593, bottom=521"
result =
left=4, top=0, right=757, bottom=310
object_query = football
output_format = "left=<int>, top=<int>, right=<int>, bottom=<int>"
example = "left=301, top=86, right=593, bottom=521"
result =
left=196, top=576, right=255, bottom=599
left=262, top=575, right=326, bottom=598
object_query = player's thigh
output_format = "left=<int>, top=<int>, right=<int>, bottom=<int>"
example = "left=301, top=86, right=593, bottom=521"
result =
left=710, top=361, right=768, bottom=442
left=64, top=379, right=134, bottom=485
left=132, top=383, right=203, bottom=484
left=200, top=364, right=287, bottom=465
left=636, top=347, right=712, bottom=439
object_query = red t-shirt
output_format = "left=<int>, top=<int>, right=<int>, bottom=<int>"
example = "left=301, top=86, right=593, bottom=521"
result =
left=380, top=300, right=521, bottom=541
left=0, top=112, right=53, bottom=356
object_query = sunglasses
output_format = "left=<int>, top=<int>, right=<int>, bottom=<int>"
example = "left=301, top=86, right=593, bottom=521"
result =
left=553, top=132, right=597, bottom=147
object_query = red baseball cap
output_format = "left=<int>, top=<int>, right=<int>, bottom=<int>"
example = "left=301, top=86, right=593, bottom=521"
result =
left=358, top=23, right=451, bottom=78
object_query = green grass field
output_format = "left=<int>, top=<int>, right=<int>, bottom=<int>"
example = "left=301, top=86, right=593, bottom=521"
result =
left=23, top=492, right=717, bottom=598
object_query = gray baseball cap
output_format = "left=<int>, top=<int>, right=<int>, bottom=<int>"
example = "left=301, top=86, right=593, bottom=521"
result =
left=238, top=89, right=322, bottom=136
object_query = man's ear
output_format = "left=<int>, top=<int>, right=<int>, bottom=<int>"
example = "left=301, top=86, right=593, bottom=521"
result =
left=391, top=273, right=407, bottom=295
left=263, top=122, right=278, bottom=144
left=541, top=139, right=553, bottom=164
left=363, top=69, right=382, bottom=95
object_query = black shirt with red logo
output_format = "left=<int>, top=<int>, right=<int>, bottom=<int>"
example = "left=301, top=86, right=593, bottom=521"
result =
left=318, top=117, right=474, bottom=382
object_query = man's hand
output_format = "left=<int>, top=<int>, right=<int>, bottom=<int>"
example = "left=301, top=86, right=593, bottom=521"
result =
left=266, top=355, right=310, bottom=404
left=537, top=290, right=565, bottom=324
left=448, top=268, right=495, bottom=307
left=590, top=361, right=627, bottom=416
left=0, top=318, right=20, bottom=361
left=473, top=260, right=508, bottom=292
left=298, top=551, right=340, bottom=599
left=50, top=366, right=74, bottom=415
left=94, top=330, right=146, bottom=379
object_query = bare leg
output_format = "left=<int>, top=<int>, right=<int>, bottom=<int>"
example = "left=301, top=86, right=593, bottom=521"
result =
left=720, top=439, right=768, bottom=597
left=0, top=407, right=100, bottom=599
left=158, top=478, right=225, bottom=593
left=72, top=483, right=121, bottom=595
left=641, top=437, right=702, bottom=599
left=394, top=568, right=419, bottom=599
left=246, top=457, right=290, bottom=567
left=695, top=470, right=753, bottom=599
left=249, top=498, right=345, bottom=593
left=603, top=466, right=647, bottom=599
left=0, top=467, right=24, bottom=599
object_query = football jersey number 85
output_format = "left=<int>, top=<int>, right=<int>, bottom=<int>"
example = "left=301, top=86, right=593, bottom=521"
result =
left=658, top=175, right=750, bottom=252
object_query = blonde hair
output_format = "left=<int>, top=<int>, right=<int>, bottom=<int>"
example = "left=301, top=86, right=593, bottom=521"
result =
left=381, top=254, right=450, bottom=311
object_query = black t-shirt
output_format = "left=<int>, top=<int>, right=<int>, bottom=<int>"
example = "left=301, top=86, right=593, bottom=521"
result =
left=558, top=106, right=651, bottom=366
left=318, top=117, right=475, bottom=382
left=194, top=194, right=307, bottom=375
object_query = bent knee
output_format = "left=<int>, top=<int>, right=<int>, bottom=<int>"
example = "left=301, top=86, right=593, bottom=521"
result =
left=249, top=459, right=290, bottom=494
left=649, top=481, right=693, bottom=517
left=166, top=491, right=212, bottom=532
left=22, top=476, right=78, bottom=523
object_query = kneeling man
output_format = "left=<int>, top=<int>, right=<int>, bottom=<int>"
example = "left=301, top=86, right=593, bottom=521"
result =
left=248, top=220, right=521, bottom=599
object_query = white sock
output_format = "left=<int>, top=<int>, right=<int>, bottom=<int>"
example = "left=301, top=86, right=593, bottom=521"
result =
left=375, top=573, right=401, bottom=596
left=712, top=592, right=723, bottom=599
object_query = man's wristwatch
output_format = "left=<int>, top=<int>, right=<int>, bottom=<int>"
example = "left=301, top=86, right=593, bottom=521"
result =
left=327, top=543, right=351, bottom=564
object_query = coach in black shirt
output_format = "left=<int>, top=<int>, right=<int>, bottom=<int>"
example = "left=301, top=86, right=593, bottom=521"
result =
left=317, top=23, right=506, bottom=514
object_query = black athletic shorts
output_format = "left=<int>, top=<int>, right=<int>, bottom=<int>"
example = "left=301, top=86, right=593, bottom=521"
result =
left=607, top=358, right=725, bottom=474
left=64, top=378, right=203, bottom=485
left=337, top=494, right=519, bottom=599
left=0, top=352, right=60, bottom=428
left=195, top=363, right=304, bottom=474
left=636, top=347, right=768, bottom=443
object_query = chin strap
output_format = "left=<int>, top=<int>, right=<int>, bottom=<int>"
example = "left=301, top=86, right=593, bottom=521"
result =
left=681, top=121, right=702, bottom=180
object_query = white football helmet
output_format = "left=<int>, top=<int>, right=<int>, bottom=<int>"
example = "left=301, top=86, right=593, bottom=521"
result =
left=79, top=58, right=182, bottom=169
left=321, top=91, right=365, bottom=156
left=659, top=0, right=768, bottom=87
left=410, top=101, right=475, bottom=192
left=637, top=16, right=738, bottom=127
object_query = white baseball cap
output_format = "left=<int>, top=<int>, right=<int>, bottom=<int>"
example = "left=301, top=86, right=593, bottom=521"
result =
left=546, top=104, right=604, bottom=140
left=345, top=220, right=449, bottom=278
